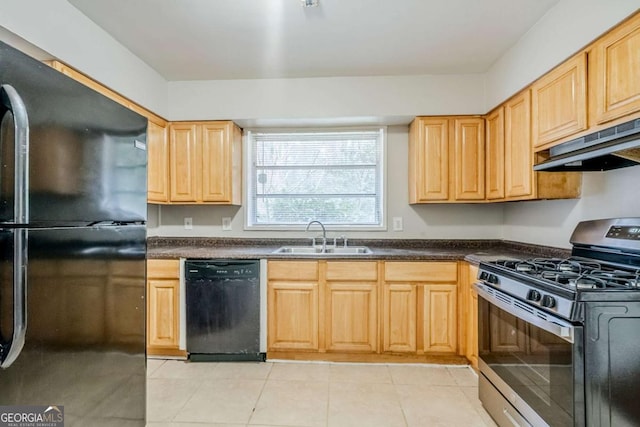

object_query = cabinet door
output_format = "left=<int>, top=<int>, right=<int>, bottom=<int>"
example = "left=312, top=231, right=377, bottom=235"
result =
left=147, top=277, right=180, bottom=348
left=325, top=282, right=377, bottom=352
left=268, top=282, right=319, bottom=351
left=147, top=121, right=170, bottom=203
left=452, top=118, right=485, bottom=200
left=592, top=13, right=640, bottom=124
left=383, top=283, right=417, bottom=352
left=504, top=90, right=534, bottom=199
left=423, top=284, right=457, bottom=353
left=169, top=123, right=200, bottom=202
left=532, top=53, right=587, bottom=148
left=409, top=117, right=449, bottom=202
left=201, top=122, right=231, bottom=202
left=485, top=107, right=505, bottom=200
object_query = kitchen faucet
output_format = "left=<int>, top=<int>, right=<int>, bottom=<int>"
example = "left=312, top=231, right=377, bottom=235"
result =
left=305, top=220, right=327, bottom=253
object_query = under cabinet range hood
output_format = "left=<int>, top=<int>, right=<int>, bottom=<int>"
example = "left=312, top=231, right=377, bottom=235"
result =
left=534, top=118, right=640, bottom=171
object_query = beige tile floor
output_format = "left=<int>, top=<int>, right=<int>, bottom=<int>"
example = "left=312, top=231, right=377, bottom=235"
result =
left=146, top=359, right=497, bottom=427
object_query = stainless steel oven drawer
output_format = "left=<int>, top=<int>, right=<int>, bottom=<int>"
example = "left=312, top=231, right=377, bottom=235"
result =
left=479, top=374, right=532, bottom=427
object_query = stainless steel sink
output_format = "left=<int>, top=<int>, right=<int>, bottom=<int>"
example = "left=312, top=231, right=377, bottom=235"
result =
left=272, top=246, right=372, bottom=255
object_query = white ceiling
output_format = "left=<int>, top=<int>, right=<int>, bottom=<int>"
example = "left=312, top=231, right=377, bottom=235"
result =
left=67, top=0, right=559, bottom=81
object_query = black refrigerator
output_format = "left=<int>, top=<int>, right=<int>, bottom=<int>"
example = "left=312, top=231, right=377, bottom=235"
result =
left=0, top=41, right=147, bottom=425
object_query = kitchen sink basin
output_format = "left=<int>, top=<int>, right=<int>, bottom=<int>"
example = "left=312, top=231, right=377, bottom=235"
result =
left=272, top=246, right=373, bottom=255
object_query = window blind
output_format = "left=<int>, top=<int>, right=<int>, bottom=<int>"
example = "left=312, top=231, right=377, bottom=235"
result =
left=247, top=129, right=384, bottom=228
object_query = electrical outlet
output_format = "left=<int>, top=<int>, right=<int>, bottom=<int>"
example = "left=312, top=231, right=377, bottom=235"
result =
left=222, top=217, right=232, bottom=231
left=392, top=217, right=403, bottom=231
left=184, top=217, right=193, bottom=229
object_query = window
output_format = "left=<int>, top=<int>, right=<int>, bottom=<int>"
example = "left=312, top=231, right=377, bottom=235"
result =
left=245, top=128, right=385, bottom=229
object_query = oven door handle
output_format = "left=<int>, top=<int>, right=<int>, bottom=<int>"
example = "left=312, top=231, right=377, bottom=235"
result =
left=474, top=282, right=575, bottom=343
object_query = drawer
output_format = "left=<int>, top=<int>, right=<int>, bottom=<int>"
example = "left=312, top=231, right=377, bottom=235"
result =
left=268, top=261, right=319, bottom=281
left=326, top=261, right=378, bottom=281
left=147, top=259, right=180, bottom=279
left=384, top=261, right=457, bottom=282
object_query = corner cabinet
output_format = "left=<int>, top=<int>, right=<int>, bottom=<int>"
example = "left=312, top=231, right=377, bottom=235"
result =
left=147, top=120, right=170, bottom=203
left=485, top=107, right=505, bottom=200
left=147, top=259, right=185, bottom=357
left=409, top=116, right=485, bottom=203
left=487, top=89, right=582, bottom=202
left=459, top=263, right=479, bottom=369
left=590, top=12, right=640, bottom=125
left=169, top=121, right=242, bottom=204
left=504, top=90, right=534, bottom=199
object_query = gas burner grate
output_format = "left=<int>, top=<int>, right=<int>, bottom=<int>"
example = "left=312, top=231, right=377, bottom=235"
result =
left=492, top=258, right=640, bottom=290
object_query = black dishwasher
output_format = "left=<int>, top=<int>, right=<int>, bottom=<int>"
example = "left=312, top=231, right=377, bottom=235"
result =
left=185, top=259, right=264, bottom=361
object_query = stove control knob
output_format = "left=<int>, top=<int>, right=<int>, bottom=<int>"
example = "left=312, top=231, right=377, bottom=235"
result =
left=541, top=295, right=556, bottom=309
left=527, top=290, right=542, bottom=302
left=487, top=274, right=499, bottom=285
left=479, top=271, right=488, bottom=281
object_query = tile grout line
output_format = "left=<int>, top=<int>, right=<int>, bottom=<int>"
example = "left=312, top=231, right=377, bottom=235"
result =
left=246, top=362, right=273, bottom=426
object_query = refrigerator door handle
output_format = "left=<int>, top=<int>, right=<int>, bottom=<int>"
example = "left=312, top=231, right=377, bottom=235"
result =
left=0, top=84, right=30, bottom=224
left=1, top=229, right=27, bottom=368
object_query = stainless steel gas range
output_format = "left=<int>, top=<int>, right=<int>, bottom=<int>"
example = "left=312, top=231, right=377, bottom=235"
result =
left=475, top=218, right=640, bottom=427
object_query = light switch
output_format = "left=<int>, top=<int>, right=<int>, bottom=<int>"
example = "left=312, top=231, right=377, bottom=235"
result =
left=184, top=217, right=193, bottom=229
left=392, top=217, right=403, bottom=231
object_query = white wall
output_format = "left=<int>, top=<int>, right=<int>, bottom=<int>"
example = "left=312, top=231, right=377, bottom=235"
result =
left=486, top=0, right=640, bottom=248
left=0, top=0, right=168, bottom=116
left=147, top=125, right=505, bottom=238
left=485, top=0, right=639, bottom=110
left=167, top=74, right=485, bottom=123
left=503, top=167, right=640, bottom=248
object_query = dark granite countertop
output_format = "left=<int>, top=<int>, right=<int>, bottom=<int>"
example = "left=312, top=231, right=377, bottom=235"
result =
left=147, top=237, right=571, bottom=264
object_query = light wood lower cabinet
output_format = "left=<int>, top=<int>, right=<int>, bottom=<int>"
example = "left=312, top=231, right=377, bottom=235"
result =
left=423, top=284, right=457, bottom=353
left=383, top=262, right=458, bottom=355
left=383, top=283, right=417, bottom=352
left=147, top=259, right=184, bottom=356
left=325, top=261, right=378, bottom=352
left=268, top=281, right=320, bottom=351
left=458, top=262, right=479, bottom=368
left=267, top=261, right=320, bottom=351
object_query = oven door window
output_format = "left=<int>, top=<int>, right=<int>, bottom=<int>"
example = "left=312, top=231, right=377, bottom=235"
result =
left=479, top=295, right=579, bottom=427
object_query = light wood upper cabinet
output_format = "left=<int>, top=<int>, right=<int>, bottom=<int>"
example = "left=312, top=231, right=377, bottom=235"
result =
left=147, top=259, right=182, bottom=356
left=147, top=121, right=170, bottom=203
left=532, top=53, right=587, bottom=148
left=487, top=90, right=581, bottom=202
left=504, top=90, right=534, bottom=199
left=591, top=12, right=640, bottom=125
left=409, top=116, right=484, bottom=203
left=485, top=107, right=505, bottom=200
left=169, top=123, right=199, bottom=202
left=453, top=118, right=485, bottom=200
left=409, top=117, right=449, bottom=201
left=169, top=121, right=242, bottom=204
